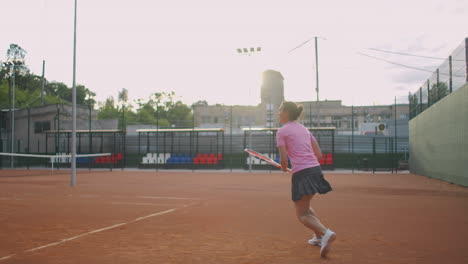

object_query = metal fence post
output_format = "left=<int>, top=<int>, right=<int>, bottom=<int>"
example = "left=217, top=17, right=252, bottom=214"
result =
left=427, top=80, right=431, bottom=107
left=449, top=55, right=453, bottom=93
left=372, top=137, right=376, bottom=174
left=436, top=68, right=440, bottom=102
left=351, top=105, right=354, bottom=173
left=419, top=87, right=423, bottom=113
left=27, top=108, right=30, bottom=153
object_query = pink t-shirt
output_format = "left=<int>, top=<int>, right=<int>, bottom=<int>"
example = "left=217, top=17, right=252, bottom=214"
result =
left=276, top=121, right=320, bottom=173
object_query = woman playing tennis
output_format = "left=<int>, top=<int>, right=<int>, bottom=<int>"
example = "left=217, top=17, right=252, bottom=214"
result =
left=276, top=101, right=336, bottom=258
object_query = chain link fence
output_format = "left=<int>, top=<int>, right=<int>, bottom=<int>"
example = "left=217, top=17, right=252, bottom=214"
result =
left=410, top=38, right=467, bottom=119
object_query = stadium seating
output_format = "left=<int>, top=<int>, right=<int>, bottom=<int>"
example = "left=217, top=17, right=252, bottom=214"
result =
left=142, top=153, right=222, bottom=167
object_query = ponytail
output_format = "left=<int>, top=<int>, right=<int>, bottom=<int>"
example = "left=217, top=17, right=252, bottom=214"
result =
left=281, top=101, right=303, bottom=121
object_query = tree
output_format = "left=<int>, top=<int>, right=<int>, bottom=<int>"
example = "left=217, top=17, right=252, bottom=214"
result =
left=149, top=92, right=192, bottom=127
left=3, top=44, right=29, bottom=76
left=117, top=88, right=131, bottom=129
left=429, top=82, right=449, bottom=104
left=98, top=91, right=193, bottom=128
left=97, top=96, right=120, bottom=120
left=44, top=81, right=96, bottom=107
left=193, top=100, right=208, bottom=107
left=408, top=93, right=419, bottom=118
left=0, top=44, right=97, bottom=109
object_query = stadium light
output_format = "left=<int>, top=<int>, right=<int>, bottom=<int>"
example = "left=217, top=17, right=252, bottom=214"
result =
left=236, top=46, right=262, bottom=172
left=237, top=47, right=262, bottom=56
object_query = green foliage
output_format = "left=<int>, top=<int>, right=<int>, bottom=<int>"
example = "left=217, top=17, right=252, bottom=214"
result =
left=0, top=79, right=8, bottom=106
left=429, top=82, right=449, bottom=105
left=97, top=97, right=120, bottom=120
left=408, top=93, right=419, bottom=117
left=97, top=90, right=193, bottom=128
left=0, top=43, right=96, bottom=109
left=1, top=43, right=194, bottom=130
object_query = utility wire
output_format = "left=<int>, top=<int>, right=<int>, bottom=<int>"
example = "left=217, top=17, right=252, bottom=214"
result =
left=289, top=38, right=314, bottom=53
left=288, top=36, right=327, bottom=53
left=357, top=52, right=465, bottom=78
left=368, top=48, right=465, bottom=61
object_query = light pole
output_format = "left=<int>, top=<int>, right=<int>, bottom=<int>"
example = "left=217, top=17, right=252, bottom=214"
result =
left=71, top=0, right=78, bottom=186
left=289, top=37, right=326, bottom=127
left=11, top=66, right=15, bottom=167
left=236, top=47, right=262, bottom=172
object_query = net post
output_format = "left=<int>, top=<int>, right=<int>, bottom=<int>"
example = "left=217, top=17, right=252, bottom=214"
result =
left=110, top=153, right=113, bottom=172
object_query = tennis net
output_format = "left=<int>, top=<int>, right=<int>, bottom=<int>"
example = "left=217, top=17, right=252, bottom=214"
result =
left=0, top=152, right=115, bottom=177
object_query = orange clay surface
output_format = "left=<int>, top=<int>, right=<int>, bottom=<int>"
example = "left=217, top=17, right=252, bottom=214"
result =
left=0, top=169, right=467, bottom=264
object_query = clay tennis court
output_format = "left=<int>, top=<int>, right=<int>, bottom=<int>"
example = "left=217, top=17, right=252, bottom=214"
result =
left=0, top=169, right=467, bottom=264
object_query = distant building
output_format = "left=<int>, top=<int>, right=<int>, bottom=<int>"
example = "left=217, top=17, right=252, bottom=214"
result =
left=298, top=100, right=409, bottom=136
left=260, top=70, right=285, bottom=128
left=193, top=70, right=409, bottom=135
left=0, top=104, right=117, bottom=153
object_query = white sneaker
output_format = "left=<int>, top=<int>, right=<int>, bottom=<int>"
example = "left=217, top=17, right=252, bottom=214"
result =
left=320, top=229, right=336, bottom=258
left=307, top=235, right=321, bottom=246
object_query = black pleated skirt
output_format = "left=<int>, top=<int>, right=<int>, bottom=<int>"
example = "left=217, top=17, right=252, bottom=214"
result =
left=291, top=166, right=332, bottom=201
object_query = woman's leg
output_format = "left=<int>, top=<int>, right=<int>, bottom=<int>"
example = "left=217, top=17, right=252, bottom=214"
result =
left=294, top=194, right=327, bottom=236
left=307, top=206, right=322, bottom=238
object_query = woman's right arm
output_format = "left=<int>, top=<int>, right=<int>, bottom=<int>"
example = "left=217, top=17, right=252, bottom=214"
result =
left=311, top=137, right=322, bottom=161
left=278, top=145, right=289, bottom=172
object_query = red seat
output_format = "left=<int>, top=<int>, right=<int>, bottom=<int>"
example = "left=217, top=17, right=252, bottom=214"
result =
left=217, top=154, right=223, bottom=160
left=196, top=153, right=203, bottom=158
left=206, top=158, right=214, bottom=164
left=212, top=158, right=219, bottom=165
left=104, top=156, right=111, bottom=164
left=95, top=157, right=102, bottom=163
left=199, top=158, right=207, bottom=164
left=203, top=153, right=209, bottom=158
left=327, top=154, right=334, bottom=165
left=193, top=158, right=200, bottom=164
left=319, top=157, right=325, bottom=165
left=112, top=153, right=121, bottom=164
left=209, top=153, right=215, bottom=158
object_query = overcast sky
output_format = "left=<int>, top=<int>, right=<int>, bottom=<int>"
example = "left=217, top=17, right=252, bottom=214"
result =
left=1, top=0, right=467, bottom=107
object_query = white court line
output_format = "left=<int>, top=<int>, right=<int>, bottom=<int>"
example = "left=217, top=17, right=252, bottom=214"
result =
left=0, top=198, right=21, bottom=200
left=0, top=208, right=177, bottom=261
left=0, top=255, right=15, bottom=261
left=138, top=196, right=206, bottom=200
left=135, top=209, right=176, bottom=221
left=111, top=202, right=184, bottom=206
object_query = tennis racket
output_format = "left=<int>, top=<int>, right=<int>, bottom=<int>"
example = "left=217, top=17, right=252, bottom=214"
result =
left=244, top=148, right=292, bottom=173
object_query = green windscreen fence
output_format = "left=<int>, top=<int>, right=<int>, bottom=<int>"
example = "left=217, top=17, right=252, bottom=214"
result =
left=409, top=84, right=468, bottom=186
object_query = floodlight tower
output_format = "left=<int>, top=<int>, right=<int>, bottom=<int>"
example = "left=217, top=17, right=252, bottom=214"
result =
left=71, top=0, right=78, bottom=186
left=289, top=37, right=326, bottom=127
left=236, top=47, right=262, bottom=172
